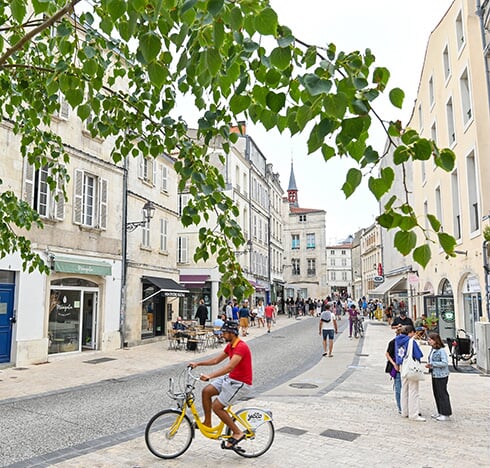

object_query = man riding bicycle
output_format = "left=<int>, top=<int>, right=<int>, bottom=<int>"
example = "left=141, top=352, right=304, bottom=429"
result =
left=189, top=320, right=252, bottom=450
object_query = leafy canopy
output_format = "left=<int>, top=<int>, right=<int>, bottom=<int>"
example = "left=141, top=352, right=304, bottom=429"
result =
left=0, top=0, right=457, bottom=297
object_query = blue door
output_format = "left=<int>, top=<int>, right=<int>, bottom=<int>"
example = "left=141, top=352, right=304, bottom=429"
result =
left=0, top=284, right=15, bottom=363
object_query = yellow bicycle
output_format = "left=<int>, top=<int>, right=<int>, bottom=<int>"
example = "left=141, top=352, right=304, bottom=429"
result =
left=145, top=367, right=274, bottom=459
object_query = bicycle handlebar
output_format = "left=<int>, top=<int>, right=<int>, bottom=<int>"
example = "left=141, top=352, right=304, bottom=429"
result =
left=187, top=365, right=204, bottom=382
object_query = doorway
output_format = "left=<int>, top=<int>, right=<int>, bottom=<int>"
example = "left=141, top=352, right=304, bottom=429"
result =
left=0, top=284, right=15, bottom=363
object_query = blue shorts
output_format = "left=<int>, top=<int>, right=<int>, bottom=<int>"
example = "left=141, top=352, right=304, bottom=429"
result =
left=322, top=329, right=334, bottom=340
left=211, top=375, right=251, bottom=406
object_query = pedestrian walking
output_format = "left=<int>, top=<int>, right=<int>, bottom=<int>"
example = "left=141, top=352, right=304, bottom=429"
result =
left=319, top=303, right=337, bottom=357
left=195, top=299, right=208, bottom=327
left=256, top=299, right=265, bottom=328
left=426, top=333, right=452, bottom=421
left=238, top=300, right=250, bottom=336
left=385, top=327, right=402, bottom=413
left=347, top=304, right=359, bottom=338
left=264, top=302, right=275, bottom=333
left=396, top=325, right=425, bottom=421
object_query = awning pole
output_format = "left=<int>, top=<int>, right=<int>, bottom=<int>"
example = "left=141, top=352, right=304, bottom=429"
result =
left=140, top=289, right=164, bottom=303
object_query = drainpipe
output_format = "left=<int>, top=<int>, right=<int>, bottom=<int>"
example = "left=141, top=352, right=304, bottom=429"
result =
left=484, top=240, right=490, bottom=320
left=119, top=158, right=129, bottom=348
left=476, top=0, right=490, bottom=110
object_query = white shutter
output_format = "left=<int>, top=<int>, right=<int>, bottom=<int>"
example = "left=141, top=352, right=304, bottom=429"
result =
left=24, top=162, right=35, bottom=207
left=60, top=95, right=70, bottom=119
left=73, top=169, right=84, bottom=225
left=54, top=186, right=65, bottom=221
left=160, top=164, right=168, bottom=192
left=137, top=155, right=143, bottom=179
left=152, top=159, right=157, bottom=185
left=98, top=178, right=108, bottom=229
left=182, top=236, right=188, bottom=263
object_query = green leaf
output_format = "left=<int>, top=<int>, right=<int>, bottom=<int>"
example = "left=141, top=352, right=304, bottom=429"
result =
left=372, top=67, right=390, bottom=90
left=138, top=32, right=161, bottom=63
left=32, top=0, right=49, bottom=14
left=427, top=214, right=441, bottom=232
left=107, top=0, right=127, bottom=20
left=438, top=232, right=457, bottom=254
left=65, top=89, right=83, bottom=107
left=229, top=94, right=251, bottom=114
left=394, top=230, right=417, bottom=256
left=321, top=144, right=336, bottom=161
left=270, top=47, right=291, bottom=71
left=413, top=139, right=433, bottom=160
left=342, top=168, right=362, bottom=198
left=393, top=145, right=411, bottom=165
left=413, top=244, right=431, bottom=268
left=229, top=6, right=243, bottom=30
left=436, top=148, right=456, bottom=172
left=303, top=74, right=332, bottom=96
left=207, top=0, right=224, bottom=16
left=205, top=48, right=221, bottom=76
left=389, top=87, right=404, bottom=109
left=148, top=62, right=167, bottom=88
left=401, top=129, right=418, bottom=145
left=181, top=0, right=198, bottom=14
left=10, top=0, right=27, bottom=22
left=265, top=91, right=285, bottom=113
left=255, top=7, right=278, bottom=35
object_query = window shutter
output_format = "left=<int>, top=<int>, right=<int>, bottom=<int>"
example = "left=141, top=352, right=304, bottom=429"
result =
left=24, top=162, right=35, bottom=207
left=99, top=178, right=108, bottom=229
left=137, top=155, right=143, bottom=179
left=60, top=95, right=70, bottom=119
left=73, top=169, right=83, bottom=225
left=152, top=159, right=157, bottom=185
left=161, top=164, right=168, bottom=192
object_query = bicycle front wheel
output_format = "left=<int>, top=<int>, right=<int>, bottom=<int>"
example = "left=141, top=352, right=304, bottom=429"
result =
left=227, top=408, right=274, bottom=458
left=145, top=409, right=194, bottom=459
left=451, top=346, right=460, bottom=371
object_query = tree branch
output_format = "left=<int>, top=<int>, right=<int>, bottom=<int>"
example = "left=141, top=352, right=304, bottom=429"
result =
left=0, top=0, right=82, bottom=67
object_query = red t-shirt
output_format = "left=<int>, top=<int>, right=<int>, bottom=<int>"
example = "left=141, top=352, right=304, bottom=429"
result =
left=264, top=305, right=275, bottom=318
left=225, top=339, right=253, bottom=385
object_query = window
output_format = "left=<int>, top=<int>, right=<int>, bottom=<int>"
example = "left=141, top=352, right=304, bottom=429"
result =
left=330, top=271, right=336, bottom=281
left=73, top=169, right=107, bottom=229
left=54, top=92, right=70, bottom=120
left=235, top=166, right=240, bottom=192
left=138, top=156, right=156, bottom=185
left=330, top=250, right=335, bottom=255
left=342, top=271, right=348, bottom=281
left=418, top=103, right=423, bottom=129
left=428, top=76, right=434, bottom=107
left=178, top=193, right=190, bottom=216
left=141, top=221, right=150, bottom=247
left=177, top=236, right=189, bottom=263
left=160, top=164, right=168, bottom=192
left=430, top=121, right=437, bottom=145
left=451, top=170, right=461, bottom=240
left=330, top=258, right=335, bottom=266
left=292, top=258, right=300, bottom=275
left=341, top=250, right=346, bottom=255
left=446, top=97, right=455, bottom=145
left=459, top=68, right=472, bottom=125
left=243, top=173, right=248, bottom=196
left=160, top=218, right=168, bottom=251
left=435, top=186, right=443, bottom=228
left=455, top=11, right=465, bottom=50
left=24, top=163, right=64, bottom=221
left=292, top=234, right=300, bottom=249
left=299, top=214, right=306, bottom=222
left=306, top=233, right=315, bottom=249
left=443, top=45, right=451, bottom=81
left=307, top=258, right=316, bottom=276
left=466, top=151, right=479, bottom=232
left=258, top=219, right=263, bottom=243
left=341, top=258, right=347, bottom=267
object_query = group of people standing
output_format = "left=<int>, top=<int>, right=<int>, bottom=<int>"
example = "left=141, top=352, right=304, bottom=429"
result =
left=385, top=324, right=452, bottom=422
left=222, top=298, right=277, bottom=336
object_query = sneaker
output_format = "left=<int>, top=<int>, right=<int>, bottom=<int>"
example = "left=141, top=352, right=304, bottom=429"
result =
left=436, top=415, right=450, bottom=421
left=431, top=414, right=440, bottom=419
left=328, top=354, right=333, bottom=357
left=322, top=352, right=327, bottom=357
left=410, top=416, right=426, bottom=422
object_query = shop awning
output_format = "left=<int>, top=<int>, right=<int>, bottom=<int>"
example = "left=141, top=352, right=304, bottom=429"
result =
left=249, top=280, right=266, bottom=291
left=53, top=256, right=112, bottom=276
left=143, top=276, right=189, bottom=297
left=180, top=274, right=210, bottom=288
left=369, top=276, right=407, bottom=296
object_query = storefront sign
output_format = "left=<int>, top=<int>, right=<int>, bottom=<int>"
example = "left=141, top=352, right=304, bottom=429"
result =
left=53, top=256, right=112, bottom=276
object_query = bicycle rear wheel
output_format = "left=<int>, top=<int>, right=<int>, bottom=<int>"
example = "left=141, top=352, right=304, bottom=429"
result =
left=227, top=408, right=274, bottom=458
left=358, top=323, right=364, bottom=338
left=451, top=345, right=459, bottom=371
left=145, top=409, right=194, bottom=459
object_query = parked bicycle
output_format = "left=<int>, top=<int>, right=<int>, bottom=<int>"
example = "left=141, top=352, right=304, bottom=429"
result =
left=446, top=329, right=475, bottom=371
left=145, top=367, right=274, bottom=459
left=353, top=316, right=364, bottom=338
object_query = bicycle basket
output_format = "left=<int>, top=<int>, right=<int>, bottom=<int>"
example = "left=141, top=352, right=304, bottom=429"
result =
left=456, top=337, right=471, bottom=355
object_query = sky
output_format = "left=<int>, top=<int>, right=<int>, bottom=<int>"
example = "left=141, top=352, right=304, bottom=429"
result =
left=247, top=0, right=454, bottom=244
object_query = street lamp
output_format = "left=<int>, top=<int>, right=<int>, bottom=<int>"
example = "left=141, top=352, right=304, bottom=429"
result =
left=235, top=239, right=253, bottom=256
left=126, top=201, right=156, bottom=232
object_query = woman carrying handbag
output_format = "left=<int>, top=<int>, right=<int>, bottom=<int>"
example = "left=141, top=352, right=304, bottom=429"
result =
left=395, top=325, right=426, bottom=421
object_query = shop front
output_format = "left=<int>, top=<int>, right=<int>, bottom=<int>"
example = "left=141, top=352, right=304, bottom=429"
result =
left=424, top=279, right=456, bottom=343
left=141, top=276, right=189, bottom=339
left=179, top=274, right=211, bottom=322
left=48, top=256, right=112, bottom=355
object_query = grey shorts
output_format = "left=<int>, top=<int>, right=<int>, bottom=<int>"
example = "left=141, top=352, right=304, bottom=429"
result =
left=211, top=375, right=251, bottom=406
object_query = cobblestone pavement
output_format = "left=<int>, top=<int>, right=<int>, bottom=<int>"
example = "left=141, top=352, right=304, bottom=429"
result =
left=2, top=316, right=489, bottom=468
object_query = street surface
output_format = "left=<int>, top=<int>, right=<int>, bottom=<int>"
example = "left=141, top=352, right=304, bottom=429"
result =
left=0, top=315, right=488, bottom=467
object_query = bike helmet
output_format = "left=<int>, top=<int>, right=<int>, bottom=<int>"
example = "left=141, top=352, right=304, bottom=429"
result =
left=221, top=320, right=239, bottom=335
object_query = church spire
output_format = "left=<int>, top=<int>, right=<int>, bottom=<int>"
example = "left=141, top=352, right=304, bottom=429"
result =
left=287, top=159, right=298, bottom=207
